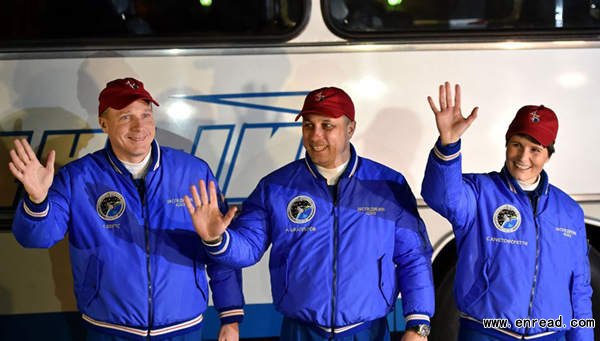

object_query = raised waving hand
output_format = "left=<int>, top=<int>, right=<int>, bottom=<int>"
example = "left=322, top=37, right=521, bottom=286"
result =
left=184, top=180, right=237, bottom=242
left=427, top=82, right=478, bottom=146
left=8, top=138, right=55, bottom=203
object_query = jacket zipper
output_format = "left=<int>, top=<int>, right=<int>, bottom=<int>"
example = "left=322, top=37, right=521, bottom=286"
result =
left=330, top=182, right=340, bottom=339
left=136, top=179, right=153, bottom=340
left=526, top=195, right=540, bottom=335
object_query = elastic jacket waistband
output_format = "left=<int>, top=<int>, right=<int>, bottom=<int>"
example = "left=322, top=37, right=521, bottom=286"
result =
left=82, top=313, right=203, bottom=339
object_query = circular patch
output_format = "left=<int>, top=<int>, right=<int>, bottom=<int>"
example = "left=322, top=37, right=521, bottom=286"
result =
left=96, top=191, right=126, bottom=221
left=287, top=195, right=316, bottom=224
left=493, top=204, right=521, bottom=233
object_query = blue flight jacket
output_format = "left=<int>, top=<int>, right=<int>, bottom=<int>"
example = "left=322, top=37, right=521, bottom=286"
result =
left=421, top=139, right=593, bottom=341
left=12, top=140, right=244, bottom=340
left=205, top=145, right=434, bottom=336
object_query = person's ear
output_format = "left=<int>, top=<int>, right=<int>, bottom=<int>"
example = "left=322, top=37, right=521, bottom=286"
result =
left=347, top=120, right=356, bottom=137
left=99, top=116, right=108, bottom=132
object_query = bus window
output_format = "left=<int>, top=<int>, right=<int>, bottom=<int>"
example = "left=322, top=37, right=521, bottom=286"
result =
left=0, top=0, right=308, bottom=49
left=323, top=0, right=600, bottom=39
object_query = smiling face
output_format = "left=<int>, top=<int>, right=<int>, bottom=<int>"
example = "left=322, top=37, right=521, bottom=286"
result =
left=505, top=134, right=550, bottom=184
left=99, top=99, right=155, bottom=163
left=302, top=113, right=355, bottom=169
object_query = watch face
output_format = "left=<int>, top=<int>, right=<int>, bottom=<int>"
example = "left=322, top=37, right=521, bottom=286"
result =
left=414, top=324, right=431, bottom=337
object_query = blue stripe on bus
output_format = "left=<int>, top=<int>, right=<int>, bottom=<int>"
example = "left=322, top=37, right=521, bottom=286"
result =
left=0, top=300, right=405, bottom=340
left=179, top=91, right=310, bottom=115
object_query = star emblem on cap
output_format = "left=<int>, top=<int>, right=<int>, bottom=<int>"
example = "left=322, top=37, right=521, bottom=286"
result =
left=530, top=111, right=540, bottom=123
left=314, top=92, right=326, bottom=102
left=126, top=80, right=140, bottom=89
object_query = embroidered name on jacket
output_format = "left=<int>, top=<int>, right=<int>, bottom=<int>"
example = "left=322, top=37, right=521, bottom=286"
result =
left=357, top=206, right=385, bottom=216
left=556, top=227, right=577, bottom=238
left=486, top=236, right=528, bottom=246
left=285, top=226, right=317, bottom=233
left=493, top=204, right=521, bottom=233
left=166, top=197, right=185, bottom=207
left=287, top=195, right=316, bottom=224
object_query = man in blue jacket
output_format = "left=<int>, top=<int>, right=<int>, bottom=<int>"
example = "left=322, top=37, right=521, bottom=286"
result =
left=421, top=82, right=593, bottom=340
left=9, top=77, right=244, bottom=341
left=184, top=87, right=435, bottom=340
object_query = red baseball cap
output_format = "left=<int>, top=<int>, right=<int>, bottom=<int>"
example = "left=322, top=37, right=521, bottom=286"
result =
left=294, top=87, right=355, bottom=122
left=98, top=77, right=159, bottom=115
left=505, top=105, right=558, bottom=147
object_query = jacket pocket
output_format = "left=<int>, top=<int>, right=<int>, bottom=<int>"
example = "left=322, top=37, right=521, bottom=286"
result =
left=271, top=257, right=289, bottom=306
left=79, top=255, right=101, bottom=308
left=463, top=260, right=490, bottom=310
left=194, top=261, right=208, bottom=302
left=378, top=255, right=396, bottom=307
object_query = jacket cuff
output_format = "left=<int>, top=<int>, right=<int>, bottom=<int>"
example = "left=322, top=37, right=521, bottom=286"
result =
left=405, top=314, right=431, bottom=329
left=22, top=196, right=49, bottom=218
left=203, top=230, right=230, bottom=256
left=433, top=137, right=461, bottom=162
left=218, top=307, right=244, bottom=325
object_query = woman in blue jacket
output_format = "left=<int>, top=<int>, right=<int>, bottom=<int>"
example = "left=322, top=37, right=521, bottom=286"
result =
left=421, top=82, right=593, bottom=341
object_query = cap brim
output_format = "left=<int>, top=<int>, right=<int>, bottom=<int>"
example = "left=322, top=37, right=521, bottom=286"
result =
left=113, top=94, right=159, bottom=110
left=129, top=94, right=159, bottom=108
left=507, top=130, right=551, bottom=147
left=294, top=109, right=345, bottom=121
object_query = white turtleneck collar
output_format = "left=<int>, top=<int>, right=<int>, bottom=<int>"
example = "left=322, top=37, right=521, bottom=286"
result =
left=517, top=175, right=541, bottom=191
left=120, top=151, right=152, bottom=180
left=315, top=160, right=349, bottom=185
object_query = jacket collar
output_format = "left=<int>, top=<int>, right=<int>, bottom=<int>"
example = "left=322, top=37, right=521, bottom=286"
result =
left=105, top=139, right=161, bottom=176
left=304, top=143, right=359, bottom=181
left=501, top=165, right=549, bottom=196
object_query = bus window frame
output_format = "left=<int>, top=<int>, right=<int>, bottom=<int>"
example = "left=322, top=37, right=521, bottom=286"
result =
left=320, top=0, right=600, bottom=42
left=0, top=0, right=311, bottom=53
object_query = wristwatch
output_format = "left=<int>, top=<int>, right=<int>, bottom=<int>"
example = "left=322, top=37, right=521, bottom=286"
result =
left=408, top=324, right=431, bottom=337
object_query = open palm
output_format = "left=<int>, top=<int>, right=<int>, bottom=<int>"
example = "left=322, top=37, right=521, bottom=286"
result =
left=184, top=180, right=237, bottom=242
left=427, top=82, right=478, bottom=145
left=8, top=138, right=55, bottom=203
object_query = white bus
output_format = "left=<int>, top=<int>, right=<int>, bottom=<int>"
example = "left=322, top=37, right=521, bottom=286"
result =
left=1, top=0, right=599, bottom=339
